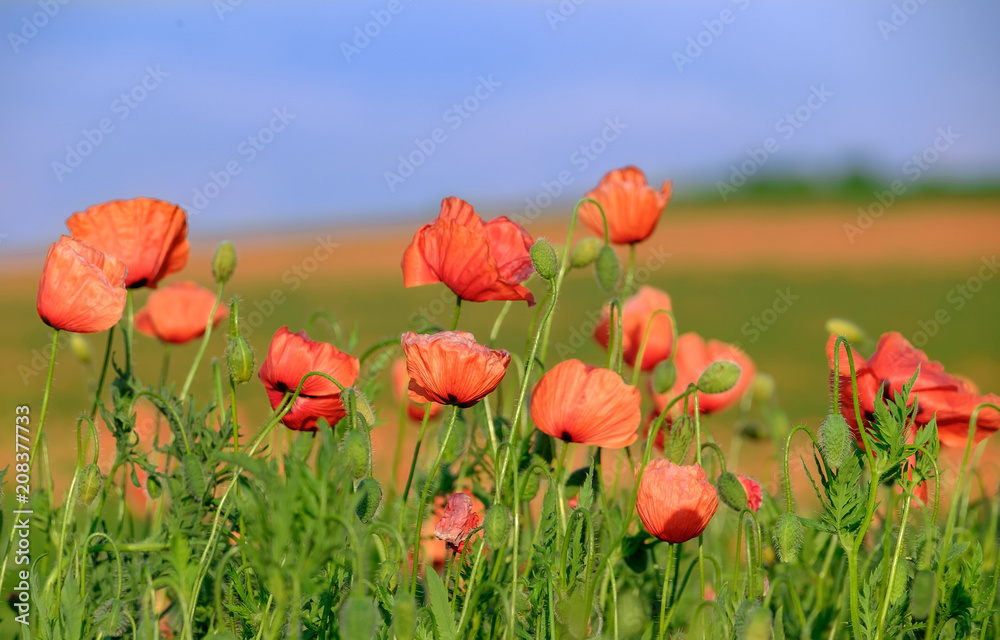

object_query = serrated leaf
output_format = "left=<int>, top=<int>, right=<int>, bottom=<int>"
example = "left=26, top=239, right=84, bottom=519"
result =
left=577, top=459, right=595, bottom=512
left=425, top=568, right=457, bottom=640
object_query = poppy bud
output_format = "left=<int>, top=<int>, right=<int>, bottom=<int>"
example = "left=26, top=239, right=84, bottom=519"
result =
left=651, top=360, right=677, bottom=394
left=612, top=590, right=648, bottom=639
left=665, top=415, right=695, bottom=465
left=772, top=512, right=803, bottom=563
left=570, top=237, right=602, bottom=268
left=93, top=598, right=128, bottom=637
left=820, top=413, right=852, bottom=468
left=530, top=238, right=559, bottom=280
left=341, top=429, right=370, bottom=480
left=716, top=472, right=749, bottom=512
left=752, top=372, right=775, bottom=402
left=76, top=463, right=103, bottom=507
left=339, top=597, right=378, bottom=640
left=520, top=462, right=542, bottom=501
left=697, top=360, right=742, bottom=394
left=483, top=504, right=512, bottom=548
left=825, top=318, right=868, bottom=345
left=212, top=240, right=237, bottom=285
left=354, top=477, right=383, bottom=523
left=909, top=570, right=934, bottom=620
left=146, top=475, right=163, bottom=500
left=226, top=336, right=255, bottom=385
left=69, top=334, right=92, bottom=366
left=744, top=606, right=772, bottom=640
left=344, top=388, right=376, bottom=428
left=392, top=593, right=418, bottom=640
left=437, top=414, right=468, bottom=466
left=594, top=246, right=619, bottom=293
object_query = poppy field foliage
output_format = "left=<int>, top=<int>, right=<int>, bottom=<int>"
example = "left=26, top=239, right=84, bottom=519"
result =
left=2, top=173, right=1000, bottom=640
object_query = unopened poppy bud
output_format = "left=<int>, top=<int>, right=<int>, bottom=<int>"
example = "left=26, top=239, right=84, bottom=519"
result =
left=344, top=388, right=376, bottom=428
left=825, top=318, right=868, bottom=345
left=483, top=504, right=512, bottom=548
left=226, top=335, right=255, bottom=385
left=69, top=334, right=92, bottom=366
left=341, top=429, right=370, bottom=480
left=146, top=475, right=163, bottom=500
left=77, top=463, right=103, bottom=507
left=354, top=477, right=382, bottom=523
left=651, top=360, right=677, bottom=394
left=752, top=373, right=775, bottom=401
left=665, top=415, right=695, bottom=465
left=744, top=606, right=771, bottom=640
left=820, top=413, right=852, bottom=468
left=392, top=593, right=418, bottom=640
left=613, top=590, right=649, bottom=639
left=697, top=360, right=742, bottom=394
left=530, top=238, right=559, bottom=280
left=437, top=415, right=468, bottom=466
left=212, top=240, right=237, bottom=285
left=339, top=597, right=378, bottom=640
left=93, top=598, right=128, bottom=637
left=909, top=570, right=934, bottom=620
left=520, top=463, right=542, bottom=501
left=183, top=454, right=208, bottom=502
left=594, top=246, right=619, bottom=293
left=570, top=237, right=602, bottom=268
left=772, top=512, right=803, bottom=563
left=716, top=472, right=749, bottom=512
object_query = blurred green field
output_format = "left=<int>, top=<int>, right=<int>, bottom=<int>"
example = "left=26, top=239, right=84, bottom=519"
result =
left=3, top=197, right=999, bottom=485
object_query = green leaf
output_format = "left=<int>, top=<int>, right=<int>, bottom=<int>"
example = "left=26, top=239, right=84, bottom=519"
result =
left=425, top=568, right=457, bottom=640
left=577, top=459, right=595, bottom=512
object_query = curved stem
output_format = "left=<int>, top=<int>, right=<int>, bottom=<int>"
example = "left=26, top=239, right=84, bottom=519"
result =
left=630, top=309, right=676, bottom=388
left=782, top=425, right=822, bottom=512
left=399, top=403, right=433, bottom=514
left=624, top=243, right=637, bottom=296
left=700, top=442, right=728, bottom=474
left=179, top=282, right=225, bottom=402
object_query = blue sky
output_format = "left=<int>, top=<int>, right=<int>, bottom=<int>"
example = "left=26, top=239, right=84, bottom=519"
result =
left=1, top=0, right=998, bottom=250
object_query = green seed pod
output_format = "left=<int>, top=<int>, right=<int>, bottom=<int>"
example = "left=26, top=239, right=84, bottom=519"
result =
left=354, top=477, right=383, bottom=524
left=665, top=415, right=695, bottom=465
left=594, top=245, right=620, bottom=293
left=767, top=407, right=791, bottom=443
left=183, top=454, right=208, bottom=502
left=530, top=238, right=559, bottom=280
left=93, top=598, right=128, bottom=637
left=914, top=525, right=938, bottom=570
left=212, top=240, right=237, bottom=285
left=146, top=475, right=163, bottom=500
left=392, top=592, right=418, bottom=640
left=483, top=504, right=512, bottom=549
left=344, top=388, right=376, bottom=428
left=772, top=512, right=804, bottom=564
left=611, top=589, right=648, bottom=639
left=339, top=597, right=379, bottom=639
left=226, top=335, right=255, bottom=385
left=76, top=463, right=104, bottom=507
left=716, top=472, right=749, bottom=512
left=570, top=237, right=602, bottom=268
left=69, top=333, right=92, bottom=366
left=341, top=429, right=370, bottom=480
left=825, top=318, right=868, bottom=345
left=744, top=606, right=772, bottom=640
left=697, top=360, right=742, bottom=394
left=520, top=462, right=541, bottom=501
left=752, top=372, right=775, bottom=402
left=651, top=359, right=677, bottom=395
left=437, top=415, right=468, bottom=466
left=820, top=413, right=852, bottom=469
left=909, top=569, right=935, bottom=620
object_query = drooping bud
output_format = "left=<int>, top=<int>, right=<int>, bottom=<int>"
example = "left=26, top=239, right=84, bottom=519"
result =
left=752, top=372, right=775, bottom=402
left=909, top=569, right=934, bottom=620
left=483, top=504, right=512, bottom=549
left=665, top=415, right=695, bottom=465
left=697, top=360, right=741, bottom=394
left=820, top=413, right=852, bottom=469
left=339, top=597, right=378, bottom=640
left=341, top=429, right=370, bottom=480
left=146, top=475, right=163, bottom=500
left=889, top=559, right=909, bottom=605
left=772, top=512, right=804, bottom=563
left=69, top=333, right=92, bottom=366
left=570, top=237, right=602, bottom=268
left=212, top=240, right=237, bottom=285
left=437, top=414, right=468, bottom=466
left=612, top=590, right=649, bottom=639
left=716, top=472, right=749, bottom=512
left=825, top=318, right=868, bottom=345
left=530, top=238, right=559, bottom=280
left=76, top=463, right=104, bottom=507
left=354, top=477, right=383, bottom=523
left=594, top=246, right=619, bottom=293
left=182, top=454, right=208, bottom=502
left=226, top=336, right=255, bottom=385
left=344, top=388, right=376, bottom=428
left=392, top=593, right=418, bottom=640
left=520, top=461, right=542, bottom=501
left=93, top=598, right=128, bottom=637
left=651, top=360, right=677, bottom=394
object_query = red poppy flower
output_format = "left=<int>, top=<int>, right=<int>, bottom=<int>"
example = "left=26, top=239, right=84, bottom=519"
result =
left=259, top=327, right=360, bottom=431
left=650, top=333, right=756, bottom=417
left=578, top=166, right=672, bottom=245
left=434, top=492, right=481, bottom=553
left=594, top=286, right=674, bottom=371
left=66, top=197, right=189, bottom=288
left=392, top=358, right=444, bottom=421
left=827, top=332, right=1000, bottom=448
left=37, top=236, right=128, bottom=333
left=636, top=459, right=718, bottom=543
left=134, top=281, right=227, bottom=345
left=530, top=359, right=642, bottom=449
left=400, top=331, right=510, bottom=407
left=737, top=474, right=763, bottom=512
left=402, top=196, right=535, bottom=304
